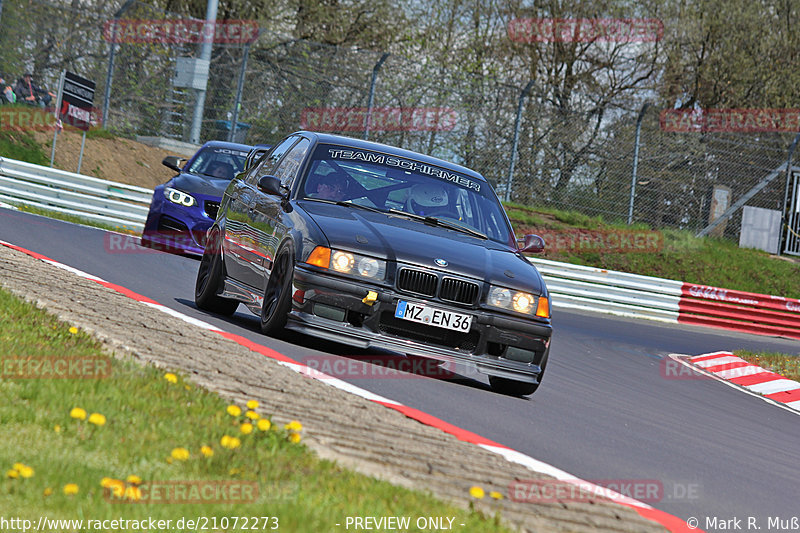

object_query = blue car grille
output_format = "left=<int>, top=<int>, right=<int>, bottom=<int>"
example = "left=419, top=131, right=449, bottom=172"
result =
left=440, top=277, right=480, bottom=304
left=396, top=268, right=437, bottom=297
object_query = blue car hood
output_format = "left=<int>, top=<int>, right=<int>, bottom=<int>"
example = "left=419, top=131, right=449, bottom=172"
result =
left=170, top=173, right=231, bottom=197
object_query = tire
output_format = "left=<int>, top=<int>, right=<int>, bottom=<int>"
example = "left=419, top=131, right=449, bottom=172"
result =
left=489, top=352, right=548, bottom=397
left=260, top=241, right=295, bottom=336
left=195, top=229, right=239, bottom=316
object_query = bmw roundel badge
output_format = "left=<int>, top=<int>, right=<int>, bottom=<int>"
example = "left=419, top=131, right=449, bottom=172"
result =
left=434, top=258, right=448, bottom=267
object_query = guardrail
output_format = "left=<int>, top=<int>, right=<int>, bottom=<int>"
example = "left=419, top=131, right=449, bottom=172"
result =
left=530, top=257, right=800, bottom=340
left=0, top=156, right=152, bottom=232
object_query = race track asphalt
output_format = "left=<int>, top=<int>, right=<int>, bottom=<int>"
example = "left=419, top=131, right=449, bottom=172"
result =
left=2, top=207, right=799, bottom=530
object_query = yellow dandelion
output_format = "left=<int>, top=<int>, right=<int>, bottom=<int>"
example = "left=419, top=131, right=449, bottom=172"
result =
left=69, top=326, right=78, bottom=334
left=184, top=385, right=191, bottom=390
left=490, top=491, right=503, bottom=500
left=63, top=483, right=79, bottom=495
left=126, top=475, right=142, bottom=485
left=43, top=487, right=53, bottom=497
left=12, top=463, right=24, bottom=471
left=257, top=419, right=271, bottom=431
left=240, top=423, right=253, bottom=435
left=246, top=399, right=259, bottom=409
left=111, top=481, right=125, bottom=498
left=165, top=457, right=173, bottom=464
left=226, top=405, right=242, bottom=417
left=100, top=477, right=116, bottom=488
left=88, top=413, right=106, bottom=426
left=6, top=469, right=18, bottom=479
left=220, top=435, right=241, bottom=449
left=18, top=466, right=34, bottom=478
left=170, top=447, right=190, bottom=461
left=200, top=445, right=214, bottom=458
left=245, top=410, right=260, bottom=420
left=124, top=485, right=142, bottom=501
left=69, top=407, right=87, bottom=420
left=284, top=420, right=303, bottom=432
left=288, top=433, right=302, bottom=444
left=229, top=467, right=242, bottom=476
left=54, top=425, right=61, bottom=433
left=164, top=373, right=178, bottom=384
left=469, top=486, right=485, bottom=499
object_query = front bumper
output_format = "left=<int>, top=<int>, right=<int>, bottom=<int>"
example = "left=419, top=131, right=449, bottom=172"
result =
left=140, top=189, right=219, bottom=255
left=288, top=265, right=552, bottom=383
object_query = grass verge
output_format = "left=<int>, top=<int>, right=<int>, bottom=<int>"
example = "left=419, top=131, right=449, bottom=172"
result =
left=0, top=126, right=49, bottom=165
left=10, top=204, right=138, bottom=235
left=735, top=350, right=800, bottom=382
left=0, top=287, right=507, bottom=531
left=506, top=203, right=800, bottom=299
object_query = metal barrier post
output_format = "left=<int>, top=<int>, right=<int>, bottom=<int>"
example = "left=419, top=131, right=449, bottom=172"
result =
left=364, top=53, right=390, bottom=141
left=628, top=103, right=649, bottom=224
left=504, top=80, right=534, bottom=202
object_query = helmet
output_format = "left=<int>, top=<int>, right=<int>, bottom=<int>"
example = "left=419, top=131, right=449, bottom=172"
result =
left=409, top=183, right=448, bottom=208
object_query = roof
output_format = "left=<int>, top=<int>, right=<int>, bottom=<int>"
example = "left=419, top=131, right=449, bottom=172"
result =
left=294, top=131, right=487, bottom=182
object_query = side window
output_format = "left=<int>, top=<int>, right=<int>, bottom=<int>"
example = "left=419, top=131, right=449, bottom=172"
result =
left=273, top=138, right=311, bottom=187
left=245, top=136, right=298, bottom=185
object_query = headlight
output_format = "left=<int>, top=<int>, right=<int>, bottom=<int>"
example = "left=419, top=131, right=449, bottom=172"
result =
left=306, top=247, right=386, bottom=281
left=164, top=187, right=197, bottom=207
left=487, top=285, right=548, bottom=318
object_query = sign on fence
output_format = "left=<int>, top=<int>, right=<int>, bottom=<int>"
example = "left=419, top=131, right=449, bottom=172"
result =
left=59, top=72, right=96, bottom=132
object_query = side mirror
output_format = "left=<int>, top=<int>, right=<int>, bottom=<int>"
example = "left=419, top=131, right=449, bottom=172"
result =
left=519, top=234, right=545, bottom=253
left=162, top=156, right=184, bottom=172
left=257, top=175, right=282, bottom=196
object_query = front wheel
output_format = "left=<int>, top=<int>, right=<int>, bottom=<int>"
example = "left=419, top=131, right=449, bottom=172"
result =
left=260, top=241, right=295, bottom=336
left=195, top=229, right=239, bottom=316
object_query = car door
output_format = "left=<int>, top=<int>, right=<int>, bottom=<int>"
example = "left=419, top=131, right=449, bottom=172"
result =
left=250, top=137, right=312, bottom=292
left=223, top=136, right=299, bottom=287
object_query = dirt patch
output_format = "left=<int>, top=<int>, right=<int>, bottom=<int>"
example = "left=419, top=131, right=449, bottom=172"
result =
left=31, top=129, right=179, bottom=189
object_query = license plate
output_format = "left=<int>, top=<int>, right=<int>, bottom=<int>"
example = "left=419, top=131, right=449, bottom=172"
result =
left=394, top=300, right=472, bottom=332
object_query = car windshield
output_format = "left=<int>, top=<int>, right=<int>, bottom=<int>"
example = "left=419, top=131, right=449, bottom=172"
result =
left=187, top=147, right=249, bottom=180
left=300, top=143, right=513, bottom=244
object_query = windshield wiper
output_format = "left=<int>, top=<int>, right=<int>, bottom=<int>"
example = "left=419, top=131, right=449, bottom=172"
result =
left=388, top=209, right=487, bottom=239
left=305, top=197, right=388, bottom=215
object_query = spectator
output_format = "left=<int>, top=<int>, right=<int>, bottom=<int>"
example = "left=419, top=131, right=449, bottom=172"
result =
left=0, top=77, right=15, bottom=104
left=14, top=73, right=52, bottom=107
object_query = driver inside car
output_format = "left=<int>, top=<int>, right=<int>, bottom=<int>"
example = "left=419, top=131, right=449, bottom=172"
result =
left=406, top=183, right=456, bottom=218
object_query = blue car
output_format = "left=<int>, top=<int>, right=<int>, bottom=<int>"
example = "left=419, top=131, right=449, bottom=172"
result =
left=141, top=141, right=252, bottom=255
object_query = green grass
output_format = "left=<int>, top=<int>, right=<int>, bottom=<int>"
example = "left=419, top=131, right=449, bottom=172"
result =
left=84, top=128, right=115, bottom=140
left=506, top=204, right=800, bottom=299
left=0, top=128, right=48, bottom=165
left=0, top=288, right=507, bottom=532
left=735, top=350, right=800, bottom=381
left=12, top=204, right=137, bottom=235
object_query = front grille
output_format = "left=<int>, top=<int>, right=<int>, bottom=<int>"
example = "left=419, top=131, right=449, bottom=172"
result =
left=440, top=277, right=480, bottom=304
left=396, top=268, right=437, bottom=297
left=378, top=311, right=479, bottom=352
left=204, top=201, right=220, bottom=220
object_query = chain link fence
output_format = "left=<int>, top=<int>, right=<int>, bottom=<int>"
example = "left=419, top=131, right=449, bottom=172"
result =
left=2, top=0, right=798, bottom=242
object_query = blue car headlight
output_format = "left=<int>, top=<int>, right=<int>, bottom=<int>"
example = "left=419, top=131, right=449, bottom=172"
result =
left=164, top=187, right=197, bottom=207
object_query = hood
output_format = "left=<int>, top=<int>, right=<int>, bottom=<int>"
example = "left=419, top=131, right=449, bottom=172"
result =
left=299, top=201, right=545, bottom=294
left=170, top=173, right=231, bottom=197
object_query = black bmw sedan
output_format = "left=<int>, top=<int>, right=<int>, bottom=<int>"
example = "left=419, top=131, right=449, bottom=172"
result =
left=195, top=131, right=551, bottom=396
